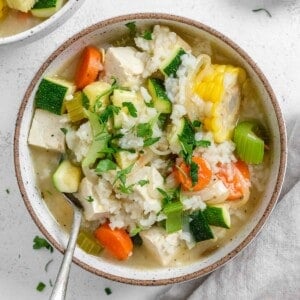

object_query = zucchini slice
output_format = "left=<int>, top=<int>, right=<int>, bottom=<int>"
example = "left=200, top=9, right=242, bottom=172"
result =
left=35, top=77, right=75, bottom=115
left=147, top=78, right=172, bottom=114
left=203, top=204, right=231, bottom=229
left=160, top=47, right=186, bottom=77
left=52, top=160, right=82, bottom=193
left=189, top=210, right=214, bottom=242
left=31, top=0, right=63, bottom=18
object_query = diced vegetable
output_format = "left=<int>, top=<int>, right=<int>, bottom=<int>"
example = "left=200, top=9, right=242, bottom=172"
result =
left=82, top=110, right=109, bottom=167
left=189, top=210, right=214, bottom=242
left=203, top=204, right=231, bottom=229
left=194, top=64, right=246, bottom=143
left=6, top=0, right=35, bottom=12
left=83, top=81, right=111, bottom=112
left=163, top=201, right=183, bottom=233
left=35, top=77, right=76, bottom=115
left=75, top=46, right=103, bottom=90
left=77, top=231, right=103, bottom=256
left=160, top=47, right=186, bottom=77
left=94, top=223, right=133, bottom=260
left=65, top=92, right=86, bottom=122
left=52, top=160, right=82, bottom=193
left=114, top=151, right=138, bottom=169
left=174, top=156, right=212, bottom=192
left=31, top=0, right=63, bottom=18
left=147, top=78, right=172, bottom=114
left=167, top=117, right=185, bottom=148
left=217, top=160, right=250, bottom=200
left=233, top=121, right=265, bottom=164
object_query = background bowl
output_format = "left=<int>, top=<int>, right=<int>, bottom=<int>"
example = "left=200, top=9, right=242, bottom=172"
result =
left=14, top=13, right=287, bottom=285
left=0, top=0, right=85, bottom=46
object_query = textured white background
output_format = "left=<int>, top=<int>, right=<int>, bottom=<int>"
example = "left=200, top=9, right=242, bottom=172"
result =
left=0, top=0, right=299, bottom=299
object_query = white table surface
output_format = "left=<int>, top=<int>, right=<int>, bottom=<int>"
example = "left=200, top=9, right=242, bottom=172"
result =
left=0, top=0, right=299, bottom=299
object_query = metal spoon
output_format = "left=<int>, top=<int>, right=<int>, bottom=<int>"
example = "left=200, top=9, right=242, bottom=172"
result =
left=50, top=193, right=83, bottom=300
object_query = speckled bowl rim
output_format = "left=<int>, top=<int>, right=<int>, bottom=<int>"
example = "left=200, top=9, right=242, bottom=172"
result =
left=0, top=0, right=85, bottom=46
left=14, top=13, right=287, bottom=286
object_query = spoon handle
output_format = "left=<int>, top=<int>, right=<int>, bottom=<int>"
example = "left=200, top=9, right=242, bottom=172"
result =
left=50, top=208, right=82, bottom=300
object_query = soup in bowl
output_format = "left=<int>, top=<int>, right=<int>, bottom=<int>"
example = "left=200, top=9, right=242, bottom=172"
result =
left=14, top=14, right=286, bottom=285
left=0, top=0, right=84, bottom=45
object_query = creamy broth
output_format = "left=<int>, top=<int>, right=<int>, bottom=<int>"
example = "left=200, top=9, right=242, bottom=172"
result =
left=29, top=26, right=270, bottom=268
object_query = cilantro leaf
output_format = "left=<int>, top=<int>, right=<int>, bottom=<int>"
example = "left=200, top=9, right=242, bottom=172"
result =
left=142, top=30, right=152, bottom=40
left=192, top=120, right=202, bottom=128
left=138, top=179, right=149, bottom=187
left=195, top=140, right=211, bottom=148
left=144, top=137, right=160, bottom=147
left=105, top=287, right=112, bottom=295
left=118, top=183, right=134, bottom=194
left=86, top=196, right=94, bottom=202
left=95, top=159, right=117, bottom=173
left=136, top=123, right=152, bottom=138
left=144, top=100, right=154, bottom=107
left=190, top=161, right=199, bottom=186
left=36, top=282, right=46, bottom=292
left=60, top=128, right=68, bottom=135
left=99, top=105, right=121, bottom=123
left=122, top=102, right=137, bottom=117
left=33, top=236, right=53, bottom=253
left=125, top=21, right=136, bottom=35
left=114, top=163, right=134, bottom=185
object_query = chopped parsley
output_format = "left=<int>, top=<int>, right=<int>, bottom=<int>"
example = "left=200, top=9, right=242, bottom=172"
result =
left=157, top=187, right=180, bottom=208
left=86, top=196, right=94, bottom=203
left=33, top=236, right=53, bottom=253
left=99, top=105, right=121, bottom=123
left=60, top=128, right=68, bottom=135
left=44, top=259, right=53, bottom=272
left=144, top=99, right=154, bottom=107
left=137, top=123, right=152, bottom=138
left=118, top=183, right=134, bottom=194
left=144, top=137, right=160, bottom=147
left=114, top=164, right=134, bottom=186
left=142, top=30, right=152, bottom=40
left=192, top=120, right=202, bottom=128
left=95, top=159, right=117, bottom=173
left=5, top=188, right=10, bottom=194
left=138, top=179, right=149, bottom=187
left=130, top=226, right=143, bottom=236
left=49, top=279, right=53, bottom=287
left=36, top=282, right=46, bottom=292
left=195, top=140, right=211, bottom=148
left=104, top=287, right=112, bottom=295
left=122, top=102, right=137, bottom=117
left=252, top=8, right=272, bottom=17
left=125, top=21, right=136, bottom=35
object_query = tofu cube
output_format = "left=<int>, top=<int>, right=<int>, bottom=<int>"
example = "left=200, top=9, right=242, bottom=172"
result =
left=28, top=109, right=66, bottom=153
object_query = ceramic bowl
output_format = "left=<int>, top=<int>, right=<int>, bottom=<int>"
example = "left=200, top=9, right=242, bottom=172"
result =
left=14, top=13, right=287, bottom=285
left=0, top=0, right=85, bottom=46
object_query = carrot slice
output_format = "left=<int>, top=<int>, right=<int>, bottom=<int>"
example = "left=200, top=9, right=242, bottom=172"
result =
left=217, top=160, right=250, bottom=200
left=94, top=223, right=133, bottom=260
left=174, top=156, right=212, bottom=192
left=75, top=46, right=103, bottom=90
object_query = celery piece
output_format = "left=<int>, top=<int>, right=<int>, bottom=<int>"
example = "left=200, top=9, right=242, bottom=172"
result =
left=163, top=201, right=183, bottom=233
left=77, top=231, right=102, bottom=256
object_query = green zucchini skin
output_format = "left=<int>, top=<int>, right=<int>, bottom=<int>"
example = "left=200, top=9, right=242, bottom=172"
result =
left=148, top=78, right=172, bottom=114
left=203, top=205, right=231, bottom=229
left=35, top=78, right=67, bottom=115
left=189, top=210, right=214, bottom=242
left=160, top=48, right=186, bottom=77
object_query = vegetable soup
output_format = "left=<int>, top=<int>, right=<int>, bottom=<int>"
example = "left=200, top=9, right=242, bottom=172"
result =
left=28, top=24, right=270, bottom=268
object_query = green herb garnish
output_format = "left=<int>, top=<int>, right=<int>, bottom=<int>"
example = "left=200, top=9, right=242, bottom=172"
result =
left=86, top=196, right=94, bottom=203
left=33, top=236, right=53, bottom=253
left=144, top=137, right=160, bottom=147
left=252, top=8, right=272, bottom=17
left=195, top=140, right=211, bottom=148
left=137, top=123, right=152, bottom=138
left=44, top=259, right=53, bottom=272
left=192, top=120, right=202, bottom=128
left=5, top=189, right=10, bottom=194
left=99, top=105, right=121, bottom=123
left=36, top=282, right=46, bottom=292
left=82, top=93, right=90, bottom=109
left=190, top=161, right=199, bottom=186
left=138, top=179, right=149, bottom=187
left=95, top=159, right=117, bottom=173
left=122, top=102, right=137, bottom=117
left=114, top=164, right=134, bottom=186
left=142, top=30, right=152, bottom=40
left=60, top=128, right=68, bottom=135
left=125, top=21, right=136, bottom=35
left=105, top=287, right=112, bottom=295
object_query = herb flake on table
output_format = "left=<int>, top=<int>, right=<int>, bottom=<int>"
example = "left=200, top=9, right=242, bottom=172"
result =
left=5, top=188, right=10, bottom=194
left=252, top=8, right=272, bottom=18
left=104, top=287, right=112, bottom=295
left=44, top=259, right=53, bottom=272
left=122, top=102, right=137, bottom=117
left=36, top=282, right=46, bottom=292
left=33, top=236, right=53, bottom=253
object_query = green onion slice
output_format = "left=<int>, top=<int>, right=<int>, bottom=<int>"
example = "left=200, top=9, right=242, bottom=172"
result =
left=163, top=202, right=183, bottom=233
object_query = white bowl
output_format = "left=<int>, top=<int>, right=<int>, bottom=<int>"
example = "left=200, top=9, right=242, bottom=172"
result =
left=14, top=13, right=287, bottom=285
left=0, top=0, right=85, bottom=46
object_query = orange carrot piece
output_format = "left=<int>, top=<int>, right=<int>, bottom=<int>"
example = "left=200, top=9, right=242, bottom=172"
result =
left=94, top=223, right=133, bottom=260
left=217, top=160, right=250, bottom=200
left=75, top=46, right=103, bottom=90
left=174, top=156, right=212, bottom=192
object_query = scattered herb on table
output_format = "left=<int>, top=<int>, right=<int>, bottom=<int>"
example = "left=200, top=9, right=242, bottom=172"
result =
left=33, top=236, right=53, bottom=253
left=105, top=287, right=112, bottom=295
left=5, top=188, right=10, bottom=194
left=36, top=282, right=46, bottom=292
left=252, top=8, right=272, bottom=18
left=49, top=279, right=53, bottom=287
left=86, top=196, right=94, bottom=203
left=44, top=259, right=53, bottom=272
left=122, top=102, right=137, bottom=117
